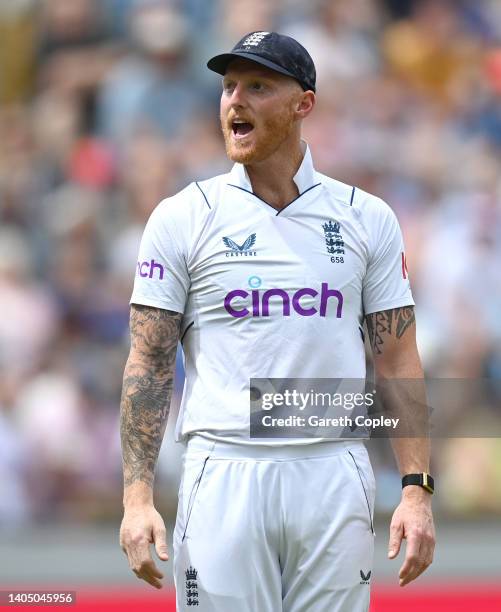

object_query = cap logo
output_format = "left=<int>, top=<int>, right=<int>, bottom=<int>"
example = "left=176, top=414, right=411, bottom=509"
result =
left=241, top=31, right=270, bottom=49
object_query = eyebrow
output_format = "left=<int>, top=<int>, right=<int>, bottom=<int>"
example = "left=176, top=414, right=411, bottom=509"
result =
left=223, top=70, right=275, bottom=80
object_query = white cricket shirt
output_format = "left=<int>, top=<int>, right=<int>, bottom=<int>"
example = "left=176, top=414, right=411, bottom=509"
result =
left=130, top=142, right=414, bottom=444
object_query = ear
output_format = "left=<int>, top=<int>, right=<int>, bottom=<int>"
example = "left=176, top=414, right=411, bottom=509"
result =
left=295, top=91, right=315, bottom=119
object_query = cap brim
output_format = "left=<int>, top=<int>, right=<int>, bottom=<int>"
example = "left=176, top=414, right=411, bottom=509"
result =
left=207, top=51, right=311, bottom=90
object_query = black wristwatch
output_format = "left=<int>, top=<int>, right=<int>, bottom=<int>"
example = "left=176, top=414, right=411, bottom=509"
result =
left=402, top=472, right=434, bottom=494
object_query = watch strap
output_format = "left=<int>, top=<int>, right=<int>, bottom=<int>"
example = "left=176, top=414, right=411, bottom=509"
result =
left=402, top=472, right=434, bottom=494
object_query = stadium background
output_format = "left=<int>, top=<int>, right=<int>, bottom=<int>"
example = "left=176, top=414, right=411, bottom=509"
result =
left=1, top=0, right=500, bottom=609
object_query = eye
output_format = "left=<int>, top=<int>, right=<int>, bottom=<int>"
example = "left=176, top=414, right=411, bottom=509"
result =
left=223, top=81, right=235, bottom=93
left=250, top=81, right=264, bottom=91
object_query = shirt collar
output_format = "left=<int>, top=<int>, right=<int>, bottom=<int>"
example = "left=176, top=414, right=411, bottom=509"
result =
left=227, top=140, right=318, bottom=194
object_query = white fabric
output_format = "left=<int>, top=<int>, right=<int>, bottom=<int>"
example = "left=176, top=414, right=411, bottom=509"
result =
left=130, top=143, right=414, bottom=443
left=173, top=435, right=376, bottom=612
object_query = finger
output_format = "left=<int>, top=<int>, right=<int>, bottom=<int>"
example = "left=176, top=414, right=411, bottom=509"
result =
left=405, top=532, right=435, bottom=585
left=399, top=531, right=420, bottom=585
left=122, top=530, right=164, bottom=588
left=399, top=554, right=418, bottom=585
left=131, top=557, right=164, bottom=579
left=410, top=561, right=428, bottom=584
left=140, top=566, right=164, bottom=588
left=128, top=544, right=163, bottom=583
left=401, top=557, right=427, bottom=587
left=132, top=560, right=164, bottom=589
left=425, top=529, right=436, bottom=564
left=418, top=539, right=433, bottom=573
left=144, top=560, right=164, bottom=579
left=153, top=525, right=169, bottom=561
left=388, top=520, right=404, bottom=559
left=133, top=568, right=163, bottom=590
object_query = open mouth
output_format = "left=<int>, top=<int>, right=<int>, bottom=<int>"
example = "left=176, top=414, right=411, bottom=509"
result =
left=231, top=120, right=254, bottom=138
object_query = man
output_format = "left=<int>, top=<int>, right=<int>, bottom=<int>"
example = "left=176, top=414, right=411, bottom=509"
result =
left=119, top=31, right=435, bottom=611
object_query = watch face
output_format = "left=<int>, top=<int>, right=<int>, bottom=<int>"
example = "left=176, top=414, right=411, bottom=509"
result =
left=422, top=473, right=434, bottom=493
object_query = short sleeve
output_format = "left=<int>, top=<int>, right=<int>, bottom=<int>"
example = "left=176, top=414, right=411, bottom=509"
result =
left=130, top=201, right=189, bottom=313
left=362, top=199, right=414, bottom=315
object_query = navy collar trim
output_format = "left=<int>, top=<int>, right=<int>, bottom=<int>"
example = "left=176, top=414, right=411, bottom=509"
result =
left=227, top=182, right=321, bottom=215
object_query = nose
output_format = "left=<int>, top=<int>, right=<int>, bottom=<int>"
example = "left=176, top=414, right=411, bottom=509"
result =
left=228, top=82, right=247, bottom=108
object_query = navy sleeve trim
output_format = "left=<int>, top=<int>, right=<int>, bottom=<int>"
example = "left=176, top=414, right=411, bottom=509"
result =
left=350, top=186, right=356, bottom=206
left=180, top=321, right=194, bottom=345
left=195, top=181, right=212, bottom=210
left=358, top=324, right=365, bottom=343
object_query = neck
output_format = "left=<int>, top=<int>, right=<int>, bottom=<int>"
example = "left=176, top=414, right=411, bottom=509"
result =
left=244, top=140, right=305, bottom=210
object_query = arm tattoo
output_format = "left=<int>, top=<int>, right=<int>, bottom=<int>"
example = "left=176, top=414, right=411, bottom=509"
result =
left=120, top=305, right=182, bottom=489
left=365, top=306, right=415, bottom=355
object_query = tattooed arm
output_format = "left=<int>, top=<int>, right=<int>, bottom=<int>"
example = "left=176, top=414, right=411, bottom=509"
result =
left=365, top=306, right=435, bottom=587
left=119, top=304, right=182, bottom=589
left=366, top=306, right=418, bottom=370
left=365, top=306, right=429, bottom=470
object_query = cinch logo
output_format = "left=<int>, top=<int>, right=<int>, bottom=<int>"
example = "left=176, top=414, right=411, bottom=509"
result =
left=136, top=259, right=165, bottom=280
left=224, top=283, right=344, bottom=318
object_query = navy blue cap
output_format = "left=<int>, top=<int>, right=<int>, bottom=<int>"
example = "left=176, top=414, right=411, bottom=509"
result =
left=207, top=31, right=316, bottom=93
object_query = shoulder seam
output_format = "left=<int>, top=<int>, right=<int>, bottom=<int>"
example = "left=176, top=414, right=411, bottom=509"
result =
left=195, top=181, right=212, bottom=210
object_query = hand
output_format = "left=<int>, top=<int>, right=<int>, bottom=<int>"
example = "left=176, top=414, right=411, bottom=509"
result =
left=388, top=486, right=435, bottom=586
left=120, top=504, right=169, bottom=589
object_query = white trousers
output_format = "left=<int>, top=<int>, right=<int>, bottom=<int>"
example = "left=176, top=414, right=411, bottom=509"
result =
left=173, top=436, right=376, bottom=612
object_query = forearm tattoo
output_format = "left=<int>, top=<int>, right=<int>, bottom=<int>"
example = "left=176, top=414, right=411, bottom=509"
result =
left=120, top=305, right=182, bottom=488
left=365, top=306, right=415, bottom=355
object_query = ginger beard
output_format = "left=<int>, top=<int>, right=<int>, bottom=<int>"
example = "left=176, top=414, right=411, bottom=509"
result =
left=220, top=92, right=298, bottom=164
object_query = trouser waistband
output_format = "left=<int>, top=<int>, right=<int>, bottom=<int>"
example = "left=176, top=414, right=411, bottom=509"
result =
left=185, top=434, right=365, bottom=460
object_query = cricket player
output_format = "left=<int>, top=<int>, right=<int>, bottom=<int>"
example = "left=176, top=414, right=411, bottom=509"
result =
left=119, top=31, right=435, bottom=611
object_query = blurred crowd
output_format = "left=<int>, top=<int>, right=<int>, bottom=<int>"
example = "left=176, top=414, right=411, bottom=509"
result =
left=1, top=0, right=501, bottom=528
